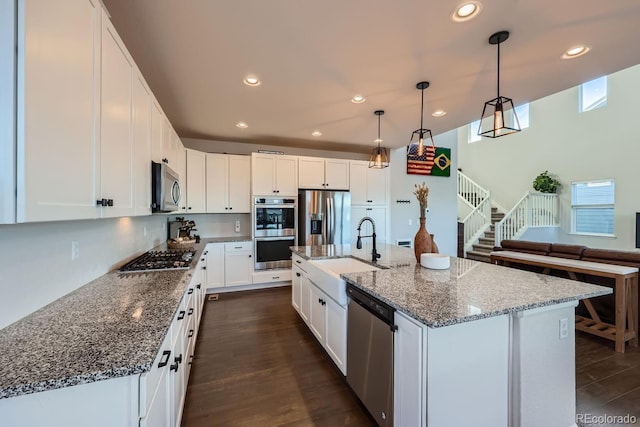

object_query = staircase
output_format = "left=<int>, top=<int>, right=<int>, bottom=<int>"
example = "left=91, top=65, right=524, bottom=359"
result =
left=466, top=208, right=504, bottom=263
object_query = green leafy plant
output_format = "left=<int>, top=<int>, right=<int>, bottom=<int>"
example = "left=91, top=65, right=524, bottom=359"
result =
left=532, top=171, right=561, bottom=193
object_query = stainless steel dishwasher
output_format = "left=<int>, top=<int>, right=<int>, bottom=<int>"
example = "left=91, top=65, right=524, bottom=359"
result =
left=347, top=284, right=395, bottom=427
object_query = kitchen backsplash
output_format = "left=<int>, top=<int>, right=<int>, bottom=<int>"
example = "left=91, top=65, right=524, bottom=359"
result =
left=168, top=213, right=251, bottom=238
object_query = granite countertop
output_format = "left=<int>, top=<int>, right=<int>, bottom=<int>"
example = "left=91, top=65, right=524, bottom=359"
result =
left=290, top=243, right=612, bottom=328
left=0, top=235, right=244, bottom=400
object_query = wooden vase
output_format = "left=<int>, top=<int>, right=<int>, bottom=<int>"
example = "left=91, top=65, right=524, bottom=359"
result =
left=414, top=217, right=434, bottom=262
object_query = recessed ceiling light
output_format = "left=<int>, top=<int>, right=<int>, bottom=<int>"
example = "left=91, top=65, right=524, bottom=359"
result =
left=243, top=75, right=261, bottom=86
left=236, top=121, right=248, bottom=129
left=562, top=45, right=591, bottom=59
left=432, top=110, right=447, bottom=117
left=351, top=95, right=366, bottom=104
left=311, top=130, right=322, bottom=137
left=451, top=1, right=482, bottom=22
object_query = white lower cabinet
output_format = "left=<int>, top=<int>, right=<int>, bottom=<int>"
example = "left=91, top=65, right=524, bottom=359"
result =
left=394, top=311, right=426, bottom=427
left=205, top=243, right=225, bottom=289
left=293, top=258, right=347, bottom=375
left=205, top=241, right=253, bottom=289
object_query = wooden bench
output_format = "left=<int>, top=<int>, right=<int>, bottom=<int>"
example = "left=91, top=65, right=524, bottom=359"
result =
left=490, top=250, right=639, bottom=353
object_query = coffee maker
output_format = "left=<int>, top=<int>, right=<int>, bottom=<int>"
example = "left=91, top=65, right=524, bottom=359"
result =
left=168, top=218, right=199, bottom=242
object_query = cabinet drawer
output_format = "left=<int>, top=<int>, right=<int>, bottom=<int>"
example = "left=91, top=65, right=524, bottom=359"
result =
left=139, top=331, right=172, bottom=418
left=292, top=254, right=308, bottom=273
left=224, top=241, right=252, bottom=252
left=252, top=269, right=292, bottom=284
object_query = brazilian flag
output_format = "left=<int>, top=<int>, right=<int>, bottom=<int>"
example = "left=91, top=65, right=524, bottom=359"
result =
left=431, top=147, right=451, bottom=177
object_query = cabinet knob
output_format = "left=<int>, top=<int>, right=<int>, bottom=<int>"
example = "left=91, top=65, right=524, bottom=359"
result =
left=188, top=206, right=192, bottom=210
left=162, top=158, right=168, bottom=164
left=188, top=288, right=194, bottom=294
left=367, top=200, right=373, bottom=203
left=196, top=283, right=201, bottom=289
left=296, top=272, right=301, bottom=277
left=229, top=207, right=233, bottom=210
left=202, top=266, right=207, bottom=270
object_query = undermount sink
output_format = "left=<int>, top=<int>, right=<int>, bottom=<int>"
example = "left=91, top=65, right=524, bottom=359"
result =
left=306, top=257, right=380, bottom=306
left=312, top=257, right=380, bottom=275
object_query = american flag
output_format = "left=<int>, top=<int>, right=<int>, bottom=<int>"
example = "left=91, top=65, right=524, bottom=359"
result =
left=407, top=144, right=436, bottom=175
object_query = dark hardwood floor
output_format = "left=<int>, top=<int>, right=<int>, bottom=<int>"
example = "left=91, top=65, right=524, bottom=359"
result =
left=181, top=287, right=374, bottom=427
left=181, top=287, right=640, bottom=427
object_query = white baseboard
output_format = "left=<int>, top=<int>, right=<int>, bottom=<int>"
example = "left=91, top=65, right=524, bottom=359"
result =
left=206, top=281, right=290, bottom=294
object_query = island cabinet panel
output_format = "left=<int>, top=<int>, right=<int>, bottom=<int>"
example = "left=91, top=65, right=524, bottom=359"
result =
left=299, top=275, right=312, bottom=325
left=394, top=310, right=426, bottom=427
left=291, top=265, right=303, bottom=312
left=426, top=314, right=509, bottom=427
left=324, top=294, right=347, bottom=374
left=309, top=282, right=327, bottom=342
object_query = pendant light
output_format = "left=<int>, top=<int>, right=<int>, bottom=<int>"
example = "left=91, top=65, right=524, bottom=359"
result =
left=407, top=81, right=435, bottom=157
left=478, top=31, right=521, bottom=138
left=369, top=110, right=390, bottom=169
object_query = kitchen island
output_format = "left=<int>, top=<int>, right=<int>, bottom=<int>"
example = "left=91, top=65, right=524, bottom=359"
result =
left=291, top=243, right=612, bottom=427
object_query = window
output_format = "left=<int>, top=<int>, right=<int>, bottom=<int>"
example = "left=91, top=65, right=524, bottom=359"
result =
left=580, top=76, right=607, bottom=112
left=468, top=120, right=481, bottom=143
left=515, top=103, right=530, bottom=129
left=571, top=180, right=615, bottom=236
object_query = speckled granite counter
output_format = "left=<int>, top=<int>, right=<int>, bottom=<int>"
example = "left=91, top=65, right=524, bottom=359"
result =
left=290, top=243, right=612, bottom=327
left=0, top=236, right=245, bottom=400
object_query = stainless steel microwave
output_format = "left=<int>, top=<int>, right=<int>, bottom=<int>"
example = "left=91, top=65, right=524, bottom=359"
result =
left=152, top=161, right=181, bottom=213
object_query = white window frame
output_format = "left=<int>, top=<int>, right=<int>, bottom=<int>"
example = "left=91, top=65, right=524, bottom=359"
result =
left=468, top=120, right=481, bottom=143
left=579, top=76, right=607, bottom=113
left=570, top=179, right=615, bottom=237
left=514, top=103, right=530, bottom=129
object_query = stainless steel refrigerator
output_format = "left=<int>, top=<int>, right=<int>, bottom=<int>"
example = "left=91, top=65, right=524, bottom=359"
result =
left=298, top=190, right=351, bottom=246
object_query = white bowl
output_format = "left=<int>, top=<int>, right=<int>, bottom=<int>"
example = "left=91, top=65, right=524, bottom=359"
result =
left=420, top=253, right=450, bottom=270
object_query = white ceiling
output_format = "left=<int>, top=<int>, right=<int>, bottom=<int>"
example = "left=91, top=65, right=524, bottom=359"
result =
left=101, top=0, right=640, bottom=152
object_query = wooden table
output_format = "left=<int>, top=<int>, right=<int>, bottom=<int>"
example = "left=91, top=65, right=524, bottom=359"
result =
left=490, top=250, right=638, bottom=353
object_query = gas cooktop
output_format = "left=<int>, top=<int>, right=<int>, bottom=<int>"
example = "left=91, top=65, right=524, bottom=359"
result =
left=119, top=249, right=195, bottom=273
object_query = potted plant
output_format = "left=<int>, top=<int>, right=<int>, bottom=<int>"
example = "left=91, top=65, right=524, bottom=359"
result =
left=532, top=171, right=561, bottom=193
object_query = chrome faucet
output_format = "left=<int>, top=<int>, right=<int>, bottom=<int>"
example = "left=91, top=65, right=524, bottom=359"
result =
left=356, top=216, right=381, bottom=263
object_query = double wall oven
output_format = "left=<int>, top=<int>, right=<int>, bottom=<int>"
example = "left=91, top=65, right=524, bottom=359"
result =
left=253, top=197, right=296, bottom=270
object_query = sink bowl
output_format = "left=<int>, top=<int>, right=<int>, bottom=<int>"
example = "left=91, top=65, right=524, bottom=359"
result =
left=307, top=257, right=379, bottom=306
left=312, top=257, right=380, bottom=275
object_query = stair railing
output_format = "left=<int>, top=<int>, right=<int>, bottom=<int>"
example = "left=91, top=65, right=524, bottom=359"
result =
left=458, top=171, right=492, bottom=255
left=494, top=192, right=559, bottom=246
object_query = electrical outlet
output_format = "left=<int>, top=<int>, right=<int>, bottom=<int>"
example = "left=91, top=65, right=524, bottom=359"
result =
left=235, top=220, right=241, bottom=233
left=559, top=318, right=569, bottom=339
left=71, top=241, right=80, bottom=260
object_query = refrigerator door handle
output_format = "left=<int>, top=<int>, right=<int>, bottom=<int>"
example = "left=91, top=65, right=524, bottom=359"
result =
left=326, top=197, right=332, bottom=244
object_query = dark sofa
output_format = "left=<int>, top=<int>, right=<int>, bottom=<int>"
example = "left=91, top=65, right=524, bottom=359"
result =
left=494, top=240, right=640, bottom=325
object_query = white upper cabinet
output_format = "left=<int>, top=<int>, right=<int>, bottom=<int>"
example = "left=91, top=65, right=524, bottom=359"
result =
left=298, top=156, right=349, bottom=190
left=133, top=73, right=152, bottom=216
left=0, top=0, right=16, bottom=224
left=100, top=12, right=134, bottom=218
left=17, top=0, right=102, bottom=222
left=206, top=154, right=251, bottom=213
left=185, top=149, right=206, bottom=213
left=150, top=100, right=163, bottom=164
left=349, top=160, right=389, bottom=205
left=251, top=153, right=297, bottom=196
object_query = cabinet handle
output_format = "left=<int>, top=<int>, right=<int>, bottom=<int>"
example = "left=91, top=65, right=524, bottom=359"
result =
left=177, top=310, right=186, bottom=320
left=96, top=198, right=107, bottom=206
left=182, top=207, right=187, bottom=210
left=296, top=260, right=301, bottom=264
left=202, top=266, right=207, bottom=270
left=188, top=288, right=194, bottom=294
left=296, top=272, right=301, bottom=277
left=196, top=283, right=201, bottom=289
left=170, top=361, right=179, bottom=372
left=175, top=354, right=183, bottom=364
left=367, top=200, right=373, bottom=203
left=158, top=350, right=171, bottom=368
left=234, top=246, right=242, bottom=249
left=229, top=207, right=233, bottom=210
left=188, top=329, right=194, bottom=338
left=188, top=206, right=192, bottom=210
left=318, top=298, right=322, bottom=304
left=188, top=308, right=194, bottom=316
left=162, top=158, right=168, bottom=164
left=272, top=276, right=280, bottom=280
left=204, top=251, right=208, bottom=255
left=366, top=208, right=373, bottom=211
left=322, top=300, right=326, bottom=306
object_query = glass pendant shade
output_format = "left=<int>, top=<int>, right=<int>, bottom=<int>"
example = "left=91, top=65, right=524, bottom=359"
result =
left=478, top=31, right=521, bottom=139
left=369, top=110, right=389, bottom=169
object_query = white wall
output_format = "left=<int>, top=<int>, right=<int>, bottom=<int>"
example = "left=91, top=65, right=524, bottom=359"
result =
left=390, top=129, right=458, bottom=256
left=458, top=64, right=640, bottom=250
left=0, top=216, right=166, bottom=329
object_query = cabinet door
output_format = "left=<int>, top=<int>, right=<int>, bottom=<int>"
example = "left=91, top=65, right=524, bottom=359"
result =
left=325, top=159, right=349, bottom=190
left=174, top=136, right=187, bottom=212
left=368, top=206, right=387, bottom=243
left=133, top=73, right=151, bottom=216
left=205, top=153, right=229, bottom=213
left=185, top=149, right=206, bottom=213
left=18, top=0, right=101, bottom=222
left=299, top=276, right=312, bottom=325
left=366, top=166, right=389, bottom=205
left=169, top=320, right=186, bottom=427
left=228, top=155, right=251, bottom=213
left=162, top=117, right=172, bottom=166
left=100, top=14, right=134, bottom=218
left=394, top=311, right=426, bottom=427
left=205, top=244, right=225, bottom=289
left=325, top=297, right=347, bottom=375
left=224, top=251, right=252, bottom=287
left=309, top=283, right=326, bottom=343
left=349, top=161, right=368, bottom=205
left=251, top=153, right=275, bottom=195
left=150, top=101, right=164, bottom=164
left=351, top=206, right=368, bottom=244
left=298, top=156, right=325, bottom=189
left=291, top=266, right=303, bottom=313
left=275, top=156, right=298, bottom=196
